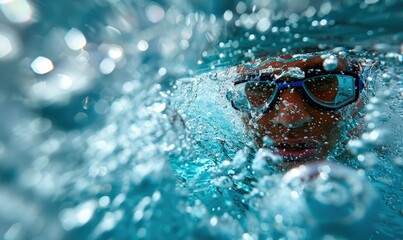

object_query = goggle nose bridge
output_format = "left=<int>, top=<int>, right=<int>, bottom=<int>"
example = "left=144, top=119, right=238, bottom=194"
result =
left=276, top=80, right=304, bottom=89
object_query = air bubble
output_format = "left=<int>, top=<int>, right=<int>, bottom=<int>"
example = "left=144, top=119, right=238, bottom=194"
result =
left=323, top=55, right=338, bottom=71
left=263, top=136, right=273, bottom=147
left=212, top=176, right=233, bottom=188
left=231, top=149, right=247, bottom=169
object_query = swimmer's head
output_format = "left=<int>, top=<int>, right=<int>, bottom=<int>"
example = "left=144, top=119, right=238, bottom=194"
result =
left=227, top=51, right=371, bottom=170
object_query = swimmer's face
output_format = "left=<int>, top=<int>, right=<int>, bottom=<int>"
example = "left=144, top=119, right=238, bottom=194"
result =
left=236, top=53, right=362, bottom=169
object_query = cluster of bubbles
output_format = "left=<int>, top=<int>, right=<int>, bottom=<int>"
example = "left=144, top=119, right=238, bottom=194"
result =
left=242, top=163, right=378, bottom=240
left=1, top=0, right=403, bottom=239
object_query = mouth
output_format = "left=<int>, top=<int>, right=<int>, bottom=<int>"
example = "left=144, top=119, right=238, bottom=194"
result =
left=271, top=139, right=321, bottom=161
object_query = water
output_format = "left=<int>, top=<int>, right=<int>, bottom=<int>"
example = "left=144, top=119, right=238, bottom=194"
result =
left=0, top=0, right=402, bottom=239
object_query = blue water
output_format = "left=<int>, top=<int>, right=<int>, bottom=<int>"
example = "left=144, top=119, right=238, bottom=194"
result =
left=0, top=0, right=402, bottom=239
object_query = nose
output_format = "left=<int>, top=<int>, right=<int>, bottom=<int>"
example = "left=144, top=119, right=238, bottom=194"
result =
left=271, top=88, right=313, bottom=128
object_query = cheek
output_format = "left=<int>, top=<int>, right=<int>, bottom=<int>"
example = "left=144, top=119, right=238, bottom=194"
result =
left=314, top=112, right=344, bottom=142
left=254, top=115, right=276, bottom=133
left=315, top=112, right=341, bottom=129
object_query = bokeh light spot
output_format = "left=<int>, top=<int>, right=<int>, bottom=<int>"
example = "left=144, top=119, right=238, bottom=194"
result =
left=31, top=56, right=54, bottom=74
left=137, top=40, right=149, bottom=51
left=0, top=33, right=12, bottom=58
left=0, top=0, right=33, bottom=23
left=99, top=58, right=116, bottom=74
left=146, top=3, right=165, bottom=23
left=64, top=28, right=87, bottom=50
left=223, top=10, right=233, bottom=21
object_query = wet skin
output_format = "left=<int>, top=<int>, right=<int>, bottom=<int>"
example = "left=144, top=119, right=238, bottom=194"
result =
left=238, top=54, right=362, bottom=170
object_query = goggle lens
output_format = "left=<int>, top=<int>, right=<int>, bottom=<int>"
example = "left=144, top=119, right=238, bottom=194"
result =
left=245, top=81, right=277, bottom=108
left=229, top=74, right=359, bottom=112
left=303, top=74, right=356, bottom=109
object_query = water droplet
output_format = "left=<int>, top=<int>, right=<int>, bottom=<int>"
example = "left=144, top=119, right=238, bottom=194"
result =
left=286, top=67, right=305, bottom=79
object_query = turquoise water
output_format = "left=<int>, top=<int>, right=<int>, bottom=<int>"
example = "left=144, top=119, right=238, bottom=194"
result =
left=0, top=0, right=402, bottom=239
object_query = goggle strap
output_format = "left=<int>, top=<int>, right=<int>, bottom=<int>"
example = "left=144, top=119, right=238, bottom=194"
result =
left=277, top=81, right=304, bottom=89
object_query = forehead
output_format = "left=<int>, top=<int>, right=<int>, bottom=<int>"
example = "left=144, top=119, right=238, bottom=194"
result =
left=237, top=52, right=351, bottom=77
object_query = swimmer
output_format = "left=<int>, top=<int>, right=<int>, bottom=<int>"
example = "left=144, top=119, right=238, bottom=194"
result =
left=227, top=51, right=368, bottom=170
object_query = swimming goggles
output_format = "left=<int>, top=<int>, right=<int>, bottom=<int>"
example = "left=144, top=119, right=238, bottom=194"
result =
left=226, top=73, right=364, bottom=113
